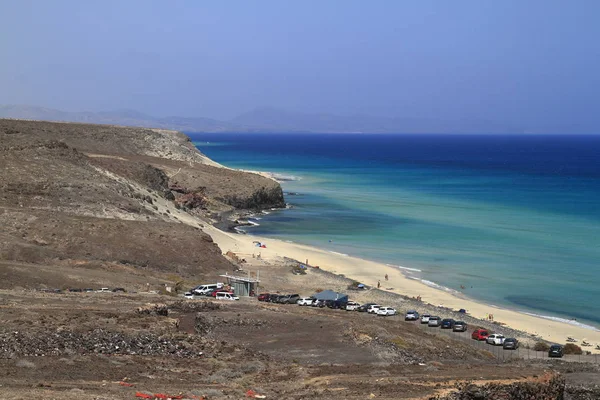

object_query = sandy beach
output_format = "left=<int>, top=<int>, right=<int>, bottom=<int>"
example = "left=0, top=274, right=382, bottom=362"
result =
left=200, top=222, right=600, bottom=353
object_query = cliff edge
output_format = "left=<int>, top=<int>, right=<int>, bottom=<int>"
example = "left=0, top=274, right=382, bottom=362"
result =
left=0, top=119, right=284, bottom=287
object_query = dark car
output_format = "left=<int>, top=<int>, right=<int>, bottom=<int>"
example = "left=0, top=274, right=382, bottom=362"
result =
left=112, top=287, right=126, bottom=293
left=68, top=288, right=83, bottom=292
left=452, top=321, right=468, bottom=332
left=83, top=288, right=94, bottom=292
left=548, top=344, right=563, bottom=358
left=326, top=300, right=348, bottom=309
left=257, top=293, right=270, bottom=301
left=503, top=338, right=519, bottom=350
left=441, top=318, right=455, bottom=329
left=357, top=303, right=377, bottom=312
left=267, top=294, right=281, bottom=302
left=282, top=294, right=301, bottom=304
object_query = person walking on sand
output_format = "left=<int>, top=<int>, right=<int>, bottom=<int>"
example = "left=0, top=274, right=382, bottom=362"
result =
left=385, top=274, right=388, bottom=281
left=377, top=280, right=381, bottom=289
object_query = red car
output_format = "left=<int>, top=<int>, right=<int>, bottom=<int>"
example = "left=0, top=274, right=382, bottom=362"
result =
left=257, top=293, right=270, bottom=301
left=471, top=328, right=490, bottom=341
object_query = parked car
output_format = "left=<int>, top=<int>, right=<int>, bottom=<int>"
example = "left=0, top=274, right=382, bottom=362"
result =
left=427, top=316, right=441, bottom=327
left=112, top=287, right=126, bottom=293
left=312, top=299, right=326, bottom=308
left=453, top=321, right=468, bottom=332
left=297, top=297, right=314, bottom=306
left=215, top=292, right=239, bottom=301
left=83, top=288, right=94, bottom=293
left=486, top=334, right=506, bottom=345
left=68, top=288, right=83, bottom=292
left=281, top=294, right=300, bottom=304
left=257, top=293, right=270, bottom=302
left=326, top=300, right=348, bottom=309
left=503, top=338, right=519, bottom=350
left=420, top=314, right=431, bottom=324
left=97, top=288, right=111, bottom=293
left=212, top=290, right=234, bottom=298
left=377, top=307, right=397, bottom=316
left=405, top=310, right=420, bottom=321
left=184, top=292, right=196, bottom=299
left=367, top=304, right=382, bottom=314
left=548, top=344, right=564, bottom=358
left=192, top=283, right=224, bottom=296
left=268, top=294, right=282, bottom=303
left=441, top=318, right=455, bottom=329
left=345, top=301, right=361, bottom=311
left=471, top=329, right=490, bottom=341
left=357, top=303, right=377, bottom=312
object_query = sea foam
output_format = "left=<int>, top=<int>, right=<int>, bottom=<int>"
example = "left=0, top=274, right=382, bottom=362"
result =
left=523, top=312, right=600, bottom=332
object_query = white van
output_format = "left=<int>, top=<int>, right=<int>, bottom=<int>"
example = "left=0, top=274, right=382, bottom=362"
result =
left=215, top=292, right=239, bottom=301
left=192, top=283, right=224, bottom=296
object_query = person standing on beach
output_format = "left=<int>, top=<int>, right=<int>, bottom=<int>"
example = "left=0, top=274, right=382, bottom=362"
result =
left=385, top=274, right=388, bottom=281
left=377, top=280, right=381, bottom=289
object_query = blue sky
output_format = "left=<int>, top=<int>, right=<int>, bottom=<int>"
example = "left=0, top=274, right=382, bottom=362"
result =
left=1, top=1, right=599, bottom=130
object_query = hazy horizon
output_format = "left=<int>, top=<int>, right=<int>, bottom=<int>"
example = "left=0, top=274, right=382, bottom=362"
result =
left=2, top=1, right=599, bottom=132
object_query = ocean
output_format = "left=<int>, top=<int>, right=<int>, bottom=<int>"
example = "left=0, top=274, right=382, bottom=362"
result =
left=190, top=133, right=600, bottom=329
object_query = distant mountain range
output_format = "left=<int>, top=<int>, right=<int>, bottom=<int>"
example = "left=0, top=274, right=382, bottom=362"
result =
left=0, top=104, right=573, bottom=134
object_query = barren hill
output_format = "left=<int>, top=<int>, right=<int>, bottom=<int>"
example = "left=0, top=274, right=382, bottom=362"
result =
left=0, top=119, right=284, bottom=288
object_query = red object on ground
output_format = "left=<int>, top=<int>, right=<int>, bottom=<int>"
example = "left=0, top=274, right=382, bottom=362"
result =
left=246, top=389, right=258, bottom=397
left=135, top=392, right=153, bottom=399
left=119, top=381, right=135, bottom=387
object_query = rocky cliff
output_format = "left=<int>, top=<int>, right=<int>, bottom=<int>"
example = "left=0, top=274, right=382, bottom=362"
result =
left=0, top=119, right=284, bottom=285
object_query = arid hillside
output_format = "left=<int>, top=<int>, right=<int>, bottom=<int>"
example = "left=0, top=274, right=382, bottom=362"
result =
left=0, top=119, right=284, bottom=286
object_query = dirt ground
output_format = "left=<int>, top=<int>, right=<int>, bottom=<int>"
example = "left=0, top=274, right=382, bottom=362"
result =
left=1, top=259, right=598, bottom=399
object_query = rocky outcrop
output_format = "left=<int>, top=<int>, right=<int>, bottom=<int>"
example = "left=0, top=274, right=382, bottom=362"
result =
left=431, top=374, right=565, bottom=400
left=219, top=185, right=285, bottom=210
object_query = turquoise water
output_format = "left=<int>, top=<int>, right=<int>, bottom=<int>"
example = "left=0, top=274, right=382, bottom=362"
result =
left=191, top=133, right=600, bottom=329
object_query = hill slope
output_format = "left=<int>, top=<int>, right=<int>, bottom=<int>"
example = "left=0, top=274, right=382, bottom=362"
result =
left=0, top=119, right=284, bottom=287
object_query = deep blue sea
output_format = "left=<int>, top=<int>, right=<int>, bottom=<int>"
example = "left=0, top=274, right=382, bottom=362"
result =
left=190, top=133, right=600, bottom=329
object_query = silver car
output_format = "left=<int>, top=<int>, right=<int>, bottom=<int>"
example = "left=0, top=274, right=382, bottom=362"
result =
left=427, top=316, right=441, bottom=327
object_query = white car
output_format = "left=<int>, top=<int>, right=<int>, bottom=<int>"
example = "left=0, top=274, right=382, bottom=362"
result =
left=367, top=304, right=382, bottom=314
left=420, top=314, right=431, bottom=324
left=345, top=301, right=361, bottom=311
left=184, top=292, right=198, bottom=299
left=96, top=288, right=110, bottom=293
left=297, top=297, right=314, bottom=306
left=405, top=310, right=419, bottom=321
left=376, top=307, right=397, bottom=316
left=215, top=292, right=239, bottom=301
left=427, top=316, right=441, bottom=327
left=486, top=334, right=506, bottom=345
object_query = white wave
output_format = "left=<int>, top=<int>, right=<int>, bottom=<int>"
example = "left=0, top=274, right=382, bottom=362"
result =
left=329, top=251, right=349, bottom=257
left=261, top=211, right=271, bottom=215
left=270, top=173, right=301, bottom=182
left=233, top=227, right=247, bottom=234
left=523, top=312, right=600, bottom=332
left=245, top=220, right=260, bottom=227
left=411, top=278, right=460, bottom=294
left=386, top=263, right=422, bottom=273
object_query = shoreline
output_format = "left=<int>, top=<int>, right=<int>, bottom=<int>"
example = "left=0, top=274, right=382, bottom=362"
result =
left=202, top=216, right=600, bottom=353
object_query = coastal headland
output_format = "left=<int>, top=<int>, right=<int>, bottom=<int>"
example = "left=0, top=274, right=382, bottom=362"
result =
left=1, top=118, right=598, bottom=399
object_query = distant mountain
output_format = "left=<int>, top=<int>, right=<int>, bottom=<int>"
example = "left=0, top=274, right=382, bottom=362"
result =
left=232, top=107, right=521, bottom=134
left=1, top=104, right=528, bottom=133
left=0, top=105, right=248, bottom=133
